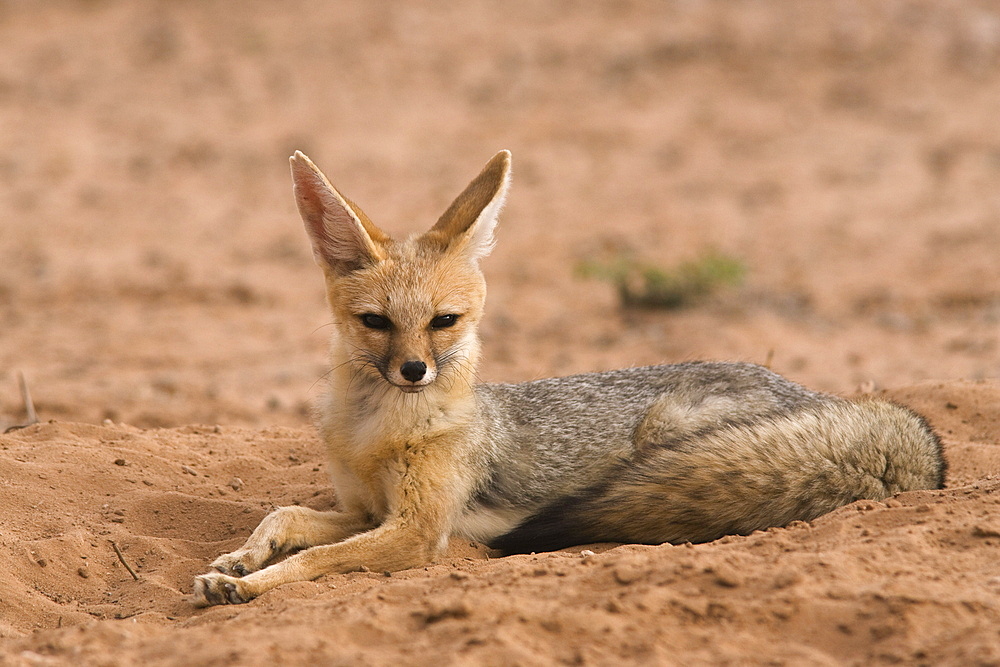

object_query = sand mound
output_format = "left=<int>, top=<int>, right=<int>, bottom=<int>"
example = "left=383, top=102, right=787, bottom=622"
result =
left=1, top=384, right=998, bottom=665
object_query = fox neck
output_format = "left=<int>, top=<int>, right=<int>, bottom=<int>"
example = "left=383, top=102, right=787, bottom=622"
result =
left=325, top=333, right=481, bottom=448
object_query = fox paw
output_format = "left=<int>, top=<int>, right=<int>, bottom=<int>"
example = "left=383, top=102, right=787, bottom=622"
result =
left=192, top=572, right=252, bottom=607
left=210, top=550, right=259, bottom=577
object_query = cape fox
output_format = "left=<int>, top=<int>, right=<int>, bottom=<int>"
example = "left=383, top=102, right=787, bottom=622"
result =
left=193, top=150, right=946, bottom=606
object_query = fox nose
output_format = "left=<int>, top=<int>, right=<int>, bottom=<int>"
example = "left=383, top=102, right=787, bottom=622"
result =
left=400, top=360, right=427, bottom=383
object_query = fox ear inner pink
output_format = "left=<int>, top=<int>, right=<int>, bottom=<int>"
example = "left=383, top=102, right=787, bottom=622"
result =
left=290, top=151, right=388, bottom=275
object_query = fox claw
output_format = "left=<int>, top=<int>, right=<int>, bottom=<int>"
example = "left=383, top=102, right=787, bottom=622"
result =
left=210, top=550, right=261, bottom=577
left=192, top=573, right=251, bottom=607
left=211, top=556, right=249, bottom=577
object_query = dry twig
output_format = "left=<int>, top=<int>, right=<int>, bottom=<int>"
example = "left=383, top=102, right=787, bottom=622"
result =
left=111, top=541, right=140, bottom=581
left=4, top=372, right=40, bottom=433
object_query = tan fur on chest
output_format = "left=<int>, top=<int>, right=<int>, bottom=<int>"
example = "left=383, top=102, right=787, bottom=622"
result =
left=319, top=370, right=476, bottom=518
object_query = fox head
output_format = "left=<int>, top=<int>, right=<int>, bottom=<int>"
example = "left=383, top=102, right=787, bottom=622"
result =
left=291, top=150, right=511, bottom=395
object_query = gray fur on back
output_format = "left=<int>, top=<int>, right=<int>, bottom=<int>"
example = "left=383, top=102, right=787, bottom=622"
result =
left=471, top=361, right=827, bottom=512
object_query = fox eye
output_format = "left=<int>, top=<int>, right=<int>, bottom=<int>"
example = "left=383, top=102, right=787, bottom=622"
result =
left=430, top=314, right=459, bottom=329
left=359, top=313, right=391, bottom=330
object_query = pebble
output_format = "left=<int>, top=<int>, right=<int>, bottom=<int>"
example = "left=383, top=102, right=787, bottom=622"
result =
left=972, top=523, right=1000, bottom=538
left=711, top=565, right=743, bottom=588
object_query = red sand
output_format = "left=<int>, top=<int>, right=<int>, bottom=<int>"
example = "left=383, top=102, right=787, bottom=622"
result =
left=2, top=2, right=999, bottom=664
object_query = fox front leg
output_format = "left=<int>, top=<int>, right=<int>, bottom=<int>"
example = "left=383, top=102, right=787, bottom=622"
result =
left=194, top=445, right=468, bottom=606
left=210, top=506, right=371, bottom=576
left=193, top=515, right=445, bottom=606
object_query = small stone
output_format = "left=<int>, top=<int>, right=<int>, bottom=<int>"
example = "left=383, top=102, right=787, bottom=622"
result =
left=77, top=567, right=90, bottom=579
left=972, top=523, right=1000, bottom=538
left=228, top=477, right=244, bottom=491
left=181, top=465, right=197, bottom=476
left=711, top=565, right=742, bottom=588
left=114, top=458, right=127, bottom=466
left=772, top=570, right=801, bottom=590
left=419, top=599, right=470, bottom=624
left=613, top=565, right=642, bottom=585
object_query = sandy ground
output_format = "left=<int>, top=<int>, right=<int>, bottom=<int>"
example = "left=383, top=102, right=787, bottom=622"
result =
left=2, top=1, right=1000, bottom=664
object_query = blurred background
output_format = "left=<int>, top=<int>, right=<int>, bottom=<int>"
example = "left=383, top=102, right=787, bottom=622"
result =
left=2, top=0, right=1000, bottom=428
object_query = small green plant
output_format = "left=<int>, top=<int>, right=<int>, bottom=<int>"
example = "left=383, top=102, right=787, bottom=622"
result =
left=576, top=250, right=745, bottom=309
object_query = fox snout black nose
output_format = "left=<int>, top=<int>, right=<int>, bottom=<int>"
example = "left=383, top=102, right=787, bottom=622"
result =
left=400, top=360, right=427, bottom=383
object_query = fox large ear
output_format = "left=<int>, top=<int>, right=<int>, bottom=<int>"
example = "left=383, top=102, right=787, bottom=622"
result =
left=290, top=151, right=389, bottom=276
left=425, top=150, right=511, bottom=261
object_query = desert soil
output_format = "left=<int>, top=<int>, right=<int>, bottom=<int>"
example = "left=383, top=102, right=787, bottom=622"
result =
left=2, top=1, right=1000, bottom=665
